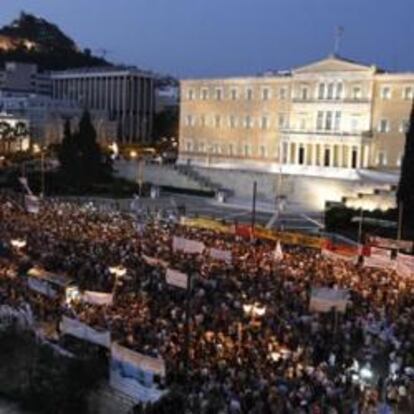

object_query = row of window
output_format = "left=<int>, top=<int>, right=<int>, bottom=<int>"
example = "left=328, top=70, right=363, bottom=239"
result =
left=186, top=84, right=414, bottom=102
left=184, top=113, right=410, bottom=134
left=184, top=141, right=273, bottom=158
left=184, top=114, right=288, bottom=129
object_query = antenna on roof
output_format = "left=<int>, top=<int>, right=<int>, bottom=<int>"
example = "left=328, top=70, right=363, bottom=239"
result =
left=333, top=26, right=344, bottom=56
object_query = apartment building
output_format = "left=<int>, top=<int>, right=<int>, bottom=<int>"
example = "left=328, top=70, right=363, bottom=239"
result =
left=179, top=55, right=413, bottom=179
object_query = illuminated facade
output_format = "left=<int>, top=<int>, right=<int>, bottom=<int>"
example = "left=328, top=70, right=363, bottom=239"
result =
left=179, top=55, right=414, bottom=179
left=51, top=67, right=155, bottom=144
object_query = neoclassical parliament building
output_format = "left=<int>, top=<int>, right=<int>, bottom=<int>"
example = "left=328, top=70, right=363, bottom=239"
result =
left=178, top=55, right=413, bottom=181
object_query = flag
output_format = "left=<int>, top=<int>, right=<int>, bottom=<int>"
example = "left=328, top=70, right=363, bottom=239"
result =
left=19, top=177, right=33, bottom=195
left=273, top=241, right=283, bottom=261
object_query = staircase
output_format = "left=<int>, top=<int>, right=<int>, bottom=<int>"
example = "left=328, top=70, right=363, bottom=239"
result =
left=174, top=164, right=225, bottom=193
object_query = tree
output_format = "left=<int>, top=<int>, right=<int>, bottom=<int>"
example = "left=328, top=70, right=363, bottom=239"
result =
left=397, top=102, right=414, bottom=239
left=58, top=111, right=112, bottom=189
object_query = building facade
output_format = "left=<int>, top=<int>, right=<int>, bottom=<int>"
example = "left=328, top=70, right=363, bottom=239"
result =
left=51, top=67, right=155, bottom=144
left=0, top=62, right=51, bottom=96
left=179, top=56, right=414, bottom=179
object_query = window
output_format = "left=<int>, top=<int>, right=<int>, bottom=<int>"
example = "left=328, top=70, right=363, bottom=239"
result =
left=261, top=116, right=268, bottom=130
left=186, top=141, right=192, bottom=152
left=324, top=148, right=330, bottom=167
left=244, top=145, right=250, bottom=157
left=334, top=112, right=341, bottom=131
left=245, top=116, right=252, bottom=129
left=318, top=83, right=325, bottom=100
left=228, top=144, right=234, bottom=156
left=351, top=117, right=359, bottom=132
left=282, top=142, right=288, bottom=163
left=199, top=142, right=205, bottom=152
left=325, top=111, right=333, bottom=131
left=351, top=148, right=358, bottom=169
left=378, top=119, right=390, bottom=133
left=187, top=89, right=194, bottom=100
left=278, top=113, right=286, bottom=129
left=377, top=152, right=387, bottom=166
left=336, top=83, right=343, bottom=100
left=400, top=120, right=410, bottom=133
left=262, top=88, right=270, bottom=101
left=298, top=146, right=305, bottom=165
left=201, top=88, right=208, bottom=100
left=301, top=87, right=309, bottom=100
left=260, top=145, right=267, bottom=158
left=215, top=88, right=222, bottom=101
left=381, top=86, right=391, bottom=100
left=300, top=118, right=307, bottom=130
left=185, top=115, right=193, bottom=127
left=214, top=115, right=221, bottom=128
left=246, top=88, right=253, bottom=101
left=229, top=115, right=237, bottom=129
left=352, top=86, right=362, bottom=100
left=279, top=87, right=287, bottom=100
left=200, top=115, right=206, bottom=127
left=327, top=83, right=334, bottom=100
left=230, top=88, right=238, bottom=100
left=316, top=111, right=324, bottom=130
left=403, top=86, right=413, bottom=100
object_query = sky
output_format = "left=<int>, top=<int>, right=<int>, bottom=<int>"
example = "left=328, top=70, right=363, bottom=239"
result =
left=1, top=0, right=414, bottom=78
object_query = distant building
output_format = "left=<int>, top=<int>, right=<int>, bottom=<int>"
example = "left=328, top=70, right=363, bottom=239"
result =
left=0, top=112, right=30, bottom=153
left=51, top=66, right=155, bottom=144
left=0, top=62, right=51, bottom=96
left=0, top=91, right=116, bottom=147
left=179, top=55, right=414, bottom=179
left=155, top=85, right=179, bottom=113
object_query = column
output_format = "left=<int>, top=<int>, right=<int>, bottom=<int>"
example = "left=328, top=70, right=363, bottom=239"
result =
left=312, top=143, right=317, bottom=166
left=347, top=145, right=353, bottom=169
left=356, top=144, right=362, bottom=169
left=338, top=144, right=343, bottom=168
left=296, top=143, right=301, bottom=164
left=286, top=142, right=291, bottom=164
left=363, top=145, right=370, bottom=168
left=330, top=144, right=335, bottom=167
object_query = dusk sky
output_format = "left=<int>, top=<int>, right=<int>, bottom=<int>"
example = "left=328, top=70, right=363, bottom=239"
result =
left=1, top=0, right=414, bottom=78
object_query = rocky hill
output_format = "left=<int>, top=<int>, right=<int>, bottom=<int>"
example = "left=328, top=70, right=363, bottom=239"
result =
left=0, top=12, right=110, bottom=71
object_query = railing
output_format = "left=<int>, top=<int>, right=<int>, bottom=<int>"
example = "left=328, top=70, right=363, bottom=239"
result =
left=281, top=129, right=373, bottom=138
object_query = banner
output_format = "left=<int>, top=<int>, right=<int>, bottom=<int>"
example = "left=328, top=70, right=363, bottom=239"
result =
left=309, top=287, right=348, bottom=313
left=110, top=343, right=166, bottom=403
left=364, top=247, right=395, bottom=269
left=142, top=254, right=168, bottom=268
left=209, top=248, right=232, bottom=263
left=28, top=277, right=57, bottom=298
left=166, top=268, right=188, bottom=289
left=81, top=291, right=113, bottom=306
left=321, top=249, right=358, bottom=263
left=25, top=195, right=40, bottom=214
left=180, top=217, right=232, bottom=234
left=367, top=235, right=413, bottom=252
left=396, top=253, right=414, bottom=278
left=172, top=236, right=204, bottom=254
left=60, top=316, right=111, bottom=348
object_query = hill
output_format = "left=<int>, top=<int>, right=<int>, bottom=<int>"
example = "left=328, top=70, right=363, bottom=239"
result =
left=0, top=12, right=110, bottom=71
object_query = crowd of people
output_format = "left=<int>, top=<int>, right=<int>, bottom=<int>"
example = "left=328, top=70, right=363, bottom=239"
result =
left=1, top=192, right=414, bottom=413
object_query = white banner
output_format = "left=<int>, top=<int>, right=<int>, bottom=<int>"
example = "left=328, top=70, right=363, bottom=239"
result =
left=321, top=249, right=358, bottom=263
left=368, top=235, right=413, bottom=252
left=309, top=287, right=348, bottom=313
left=396, top=253, right=414, bottom=278
left=28, top=277, right=57, bottom=298
left=165, top=268, right=188, bottom=289
left=25, top=195, right=40, bottom=214
left=60, top=316, right=111, bottom=348
left=173, top=236, right=204, bottom=254
left=209, top=248, right=232, bottom=263
left=81, top=291, right=113, bottom=306
left=110, top=343, right=166, bottom=403
left=364, top=247, right=395, bottom=269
